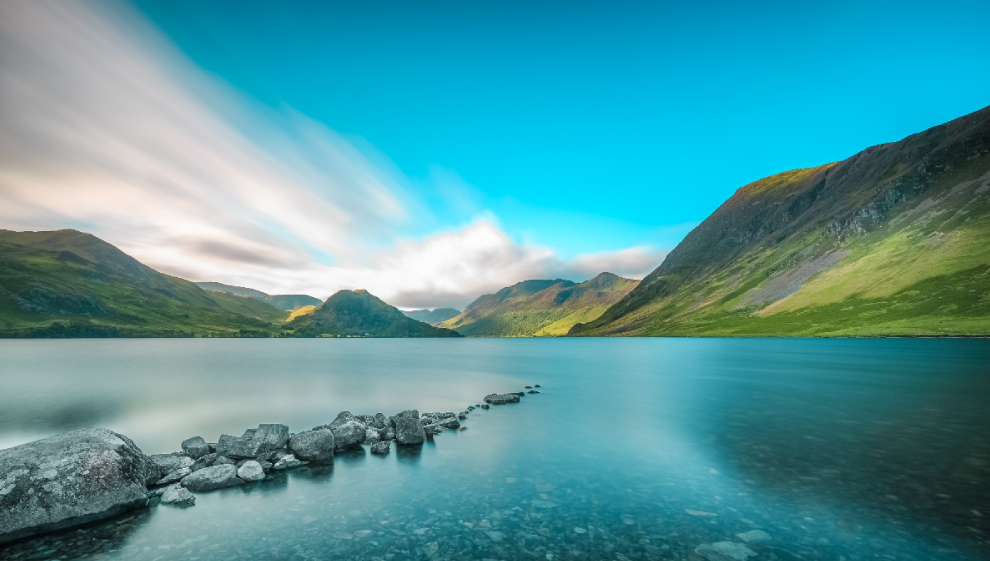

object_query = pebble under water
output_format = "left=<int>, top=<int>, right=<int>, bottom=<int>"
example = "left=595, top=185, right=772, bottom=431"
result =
left=0, top=338, right=987, bottom=561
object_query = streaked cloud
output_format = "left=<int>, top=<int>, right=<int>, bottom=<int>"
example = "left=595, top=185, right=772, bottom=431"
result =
left=0, top=0, right=667, bottom=308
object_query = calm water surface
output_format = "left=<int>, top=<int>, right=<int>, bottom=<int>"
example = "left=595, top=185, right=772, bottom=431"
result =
left=0, top=338, right=987, bottom=561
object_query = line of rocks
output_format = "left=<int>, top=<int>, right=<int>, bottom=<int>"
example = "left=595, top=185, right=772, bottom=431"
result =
left=0, top=386, right=540, bottom=544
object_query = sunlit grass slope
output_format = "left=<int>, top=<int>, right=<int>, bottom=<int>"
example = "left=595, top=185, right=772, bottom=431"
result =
left=0, top=230, right=288, bottom=337
left=442, top=273, right=639, bottom=337
left=572, top=105, right=990, bottom=337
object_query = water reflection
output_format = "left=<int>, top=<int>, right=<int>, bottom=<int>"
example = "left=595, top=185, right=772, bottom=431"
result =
left=0, top=338, right=987, bottom=560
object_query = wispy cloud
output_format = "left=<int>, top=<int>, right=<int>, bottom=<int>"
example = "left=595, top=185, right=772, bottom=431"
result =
left=0, top=0, right=667, bottom=308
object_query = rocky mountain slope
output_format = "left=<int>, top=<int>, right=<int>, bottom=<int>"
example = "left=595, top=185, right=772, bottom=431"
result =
left=0, top=229, right=288, bottom=337
left=571, top=105, right=990, bottom=336
left=289, top=289, right=462, bottom=337
left=402, top=308, right=461, bottom=325
left=195, top=282, right=321, bottom=312
left=442, top=272, right=639, bottom=336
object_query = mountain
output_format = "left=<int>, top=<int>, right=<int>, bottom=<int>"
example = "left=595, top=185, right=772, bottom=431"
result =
left=442, top=273, right=640, bottom=336
left=195, top=281, right=321, bottom=311
left=402, top=308, right=461, bottom=325
left=289, top=289, right=462, bottom=337
left=0, top=229, right=289, bottom=337
left=571, top=105, right=990, bottom=337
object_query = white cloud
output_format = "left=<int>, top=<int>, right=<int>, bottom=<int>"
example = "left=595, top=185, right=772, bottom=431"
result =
left=0, top=0, right=667, bottom=310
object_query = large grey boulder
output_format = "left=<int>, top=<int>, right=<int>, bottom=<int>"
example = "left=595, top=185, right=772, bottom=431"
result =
left=393, top=410, right=426, bottom=445
left=216, top=424, right=289, bottom=459
left=324, top=412, right=367, bottom=450
left=484, top=393, right=521, bottom=405
left=422, top=412, right=460, bottom=430
left=370, top=440, right=391, bottom=455
left=0, top=428, right=158, bottom=544
left=180, top=464, right=242, bottom=492
left=288, top=429, right=335, bottom=462
left=180, top=436, right=210, bottom=459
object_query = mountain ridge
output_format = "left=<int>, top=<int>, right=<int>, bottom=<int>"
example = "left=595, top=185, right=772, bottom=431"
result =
left=571, top=104, right=990, bottom=336
left=442, top=272, right=640, bottom=336
left=289, top=289, right=462, bottom=338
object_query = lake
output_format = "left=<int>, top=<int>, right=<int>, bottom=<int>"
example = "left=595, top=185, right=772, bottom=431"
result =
left=0, top=338, right=987, bottom=560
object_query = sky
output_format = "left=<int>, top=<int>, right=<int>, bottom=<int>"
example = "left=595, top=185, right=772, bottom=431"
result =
left=1, top=1, right=988, bottom=309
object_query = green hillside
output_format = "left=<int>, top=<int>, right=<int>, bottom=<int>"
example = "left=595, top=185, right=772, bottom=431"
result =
left=0, top=230, right=288, bottom=337
left=402, top=308, right=461, bottom=325
left=571, top=105, right=990, bottom=337
left=289, top=289, right=463, bottom=338
left=195, top=281, right=321, bottom=311
left=442, top=273, right=639, bottom=336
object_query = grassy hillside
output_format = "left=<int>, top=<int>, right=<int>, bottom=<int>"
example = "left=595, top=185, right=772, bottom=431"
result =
left=571, top=105, right=990, bottom=337
left=0, top=230, right=288, bottom=337
left=402, top=308, right=461, bottom=325
left=195, top=281, right=321, bottom=311
left=442, top=273, right=639, bottom=336
left=290, top=289, right=462, bottom=337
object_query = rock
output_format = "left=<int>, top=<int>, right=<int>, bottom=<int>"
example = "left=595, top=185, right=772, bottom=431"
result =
left=212, top=455, right=236, bottom=466
left=527, top=390, right=540, bottom=394
left=423, top=423, right=445, bottom=436
left=160, top=484, right=195, bottom=507
left=323, top=412, right=367, bottom=450
left=150, top=453, right=193, bottom=475
left=364, top=428, right=381, bottom=445
left=392, top=410, right=426, bottom=445
left=484, top=393, right=520, bottom=405
left=180, top=464, right=243, bottom=492
left=382, top=425, right=395, bottom=441
left=457, top=411, right=468, bottom=420
left=458, top=426, right=468, bottom=431
left=237, top=460, right=265, bottom=482
left=356, top=413, right=388, bottom=431
left=370, top=440, right=391, bottom=455
left=288, top=428, right=335, bottom=462
left=525, top=386, right=532, bottom=389
left=486, top=531, right=506, bottom=543
left=534, top=384, right=541, bottom=388
left=216, top=424, right=289, bottom=459
left=0, top=428, right=159, bottom=544
left=273, top=454, right=306, bottom=470
left=736, top=530, right=771, bottom=543
left=155, top=467, right=192, bottom=485
left=694, top=541, right=757, bottom=561
left=180, top=436, right=210, bottom=459
left=481, top=404, right=490, bottom=409
left=421, top=412, right=460, bottom=429
left=190, top=452, right=218, bottom=472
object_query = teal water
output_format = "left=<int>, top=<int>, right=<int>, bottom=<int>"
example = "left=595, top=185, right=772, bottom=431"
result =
left=0, top=338, right=987, bottom=560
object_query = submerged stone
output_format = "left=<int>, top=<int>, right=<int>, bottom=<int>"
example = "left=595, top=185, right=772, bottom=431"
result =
left=694, top=541, right=757, bottom=561
left=0, top=428, right=158, bottom=544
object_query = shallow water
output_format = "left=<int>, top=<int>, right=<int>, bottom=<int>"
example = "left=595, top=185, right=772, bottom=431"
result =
left=0, top=338, right=988, bottom=560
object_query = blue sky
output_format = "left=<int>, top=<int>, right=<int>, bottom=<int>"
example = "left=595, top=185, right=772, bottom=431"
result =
left=132, top=0, right=990, bottom=255
left=1, top=1, right=988, bottom=307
